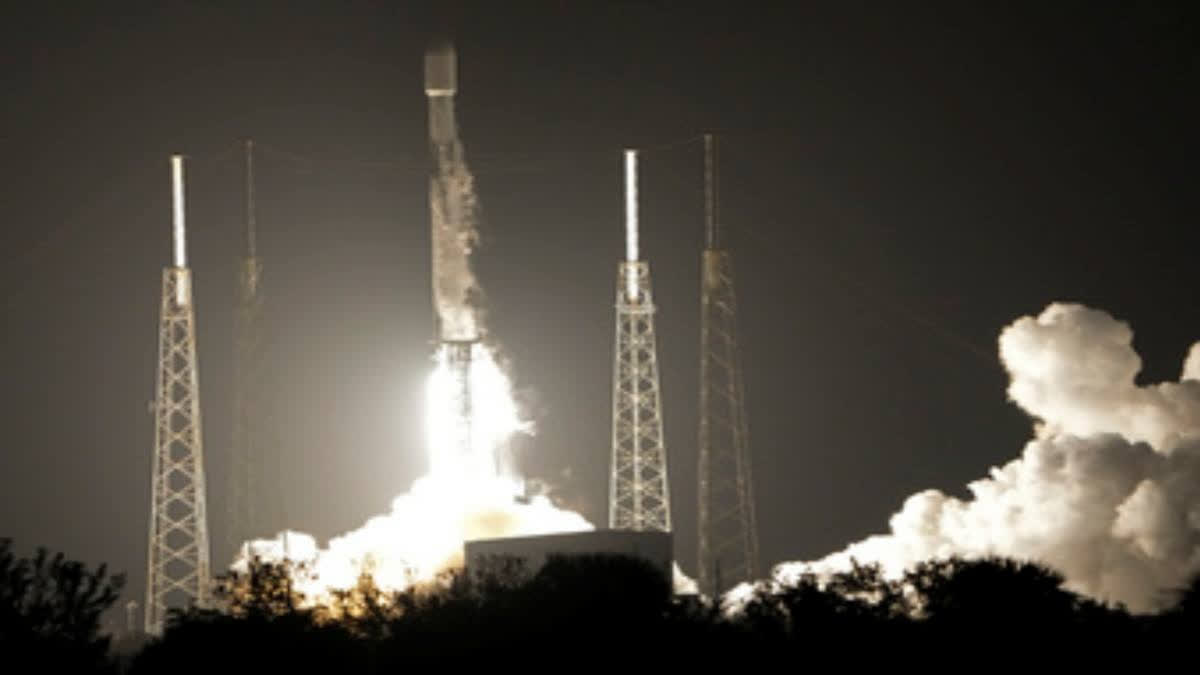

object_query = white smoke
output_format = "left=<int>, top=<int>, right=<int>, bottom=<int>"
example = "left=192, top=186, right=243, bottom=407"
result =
left=774, top=303, right=1200, bottom=613
left=1002, top=304, right=1200, bottom=450
left=236, top=474, right=594, bottom=605
left=239, top=491, right=697, bottom=604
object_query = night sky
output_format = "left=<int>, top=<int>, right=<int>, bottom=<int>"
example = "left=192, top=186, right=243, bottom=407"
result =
left=4, top=2, right=1199, bottom=616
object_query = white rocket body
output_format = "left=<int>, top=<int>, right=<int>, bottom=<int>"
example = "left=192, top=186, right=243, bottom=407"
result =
left=425, top=42, right=479, bottom=343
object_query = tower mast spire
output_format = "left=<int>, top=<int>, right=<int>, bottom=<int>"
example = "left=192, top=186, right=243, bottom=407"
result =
left=610, top=149, right=672, bottom=533
left=698, top=133, right=759, bottom=596
left=704, top=134, right=718, bottom=249
left=146, top=154, right=211, bottom=634
left=228, top=139, right=268, bottom=565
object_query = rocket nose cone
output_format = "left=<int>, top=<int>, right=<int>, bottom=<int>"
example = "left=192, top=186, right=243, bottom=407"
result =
left=425, top=41, right=457, bottom=96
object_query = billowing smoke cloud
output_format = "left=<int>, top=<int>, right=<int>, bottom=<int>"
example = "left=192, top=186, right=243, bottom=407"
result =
left=237, top=474, right=593, bottom=605
left=775, top=303, right=1200, bottom=612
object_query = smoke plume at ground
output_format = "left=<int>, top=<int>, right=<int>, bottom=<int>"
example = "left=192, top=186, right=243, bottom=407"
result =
left=774, top=303, right=1200, bottom=612
left=237, top=474, right=593, bottom=604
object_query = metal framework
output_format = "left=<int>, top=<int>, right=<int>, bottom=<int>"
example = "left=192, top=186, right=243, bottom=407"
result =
left=145, top=156, right=211, bottom=635
left=228, top=139, right=265, bottom=562
left=146, top=270, right=211, bottom=633
left=609, top=149, right=672, bottom=531
left=697, top=134, right=759, bottom=596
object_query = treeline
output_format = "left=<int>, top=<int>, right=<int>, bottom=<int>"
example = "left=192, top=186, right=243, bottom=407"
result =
left=0, top=539, right=123, bottom=672
left=3, top=537, right=1199, bottom=672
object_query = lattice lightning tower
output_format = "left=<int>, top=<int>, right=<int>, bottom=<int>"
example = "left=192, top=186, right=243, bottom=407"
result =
left=697, top=134, right=759, bottom=596
left=227, top=139, right=266, bottom=562
left=609, top=149, right=672, bottom=532
left=145, top=155, right=212, bottom=635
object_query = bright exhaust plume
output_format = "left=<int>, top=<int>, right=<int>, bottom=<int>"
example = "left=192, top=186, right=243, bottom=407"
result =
left=235, top=344, right=594, bottom=606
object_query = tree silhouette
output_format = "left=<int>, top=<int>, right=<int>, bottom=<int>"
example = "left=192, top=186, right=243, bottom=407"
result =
left=122, top=553, right=1186, bottom=666
left=131, top=559, right=356, bottom=675
left=0, top=538, right=124, bottom=673
left=1153, top=571, right=1200, bottom=649
left=1167, top=572, right=1200, bottom=621
left=215, top=555, right=308, bottom=621
left=738, top=559, right=913, bottom=650
left=908, top=557, right=1073, bottom=621
left=902, top=556, right=1137, bottom=649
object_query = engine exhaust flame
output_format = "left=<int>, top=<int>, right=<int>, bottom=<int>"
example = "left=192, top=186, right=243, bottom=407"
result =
left=234, top=343, right=593, bottom=606
left=426, top=341, right=527, bottom=483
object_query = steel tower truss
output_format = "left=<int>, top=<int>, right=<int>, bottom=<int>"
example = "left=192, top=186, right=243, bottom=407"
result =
left=228, top=140, right=266, bottom=561
left=609, top=261, right=672, bottom=532
left=146, top=267, right=211, bottom=634
left=228, top=256, right=263, bottom=556
left=697, top=134, right=759, bottom=596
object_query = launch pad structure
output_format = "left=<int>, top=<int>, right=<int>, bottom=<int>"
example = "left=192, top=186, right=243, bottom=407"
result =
left=145, top=156, right=212, bottom=635
left=227, top=139, right=268, bottom=564
left=609, top=150, right=672, bottom=533
left=697, top=134, right=759, bottom=596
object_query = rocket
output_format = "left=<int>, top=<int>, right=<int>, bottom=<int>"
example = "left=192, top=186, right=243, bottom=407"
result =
left=425, top=41, right=480, bottom=343
left=425, top=42, right=458, bottom=146
left=425, top=41, right=486, bottom=476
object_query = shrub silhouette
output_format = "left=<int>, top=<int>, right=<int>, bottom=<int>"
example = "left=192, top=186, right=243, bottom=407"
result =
left=0, top=538, right=124, bottom=673
left=20, top=551, right=1190, bottom=669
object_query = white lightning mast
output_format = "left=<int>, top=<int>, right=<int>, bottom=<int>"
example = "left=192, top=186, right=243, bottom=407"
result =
left=172, top=155, right=186, bottom=268
left=145, top=154, right=211, bottom=635
left=625, top=150, right=639, bottom=299
left=609, top=149, right=672, bottom=532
